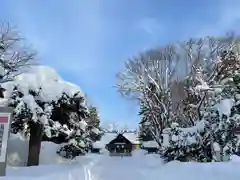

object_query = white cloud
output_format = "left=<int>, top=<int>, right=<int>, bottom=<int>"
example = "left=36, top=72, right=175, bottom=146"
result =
left=6, top=0, right=106, bottom=74
left=136, top=17, right=163, bottom=35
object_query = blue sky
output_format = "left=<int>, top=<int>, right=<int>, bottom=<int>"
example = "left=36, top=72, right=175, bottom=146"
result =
left=0, top=0, right=240, bottom=128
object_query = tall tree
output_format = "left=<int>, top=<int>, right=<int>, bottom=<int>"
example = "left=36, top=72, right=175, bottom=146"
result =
left=116, top=34, right=240, bottom=144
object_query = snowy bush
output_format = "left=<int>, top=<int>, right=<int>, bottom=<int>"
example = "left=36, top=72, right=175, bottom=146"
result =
left=56, top=129, right=91, bottom=159
left=160, top=120, right=213, bottom=162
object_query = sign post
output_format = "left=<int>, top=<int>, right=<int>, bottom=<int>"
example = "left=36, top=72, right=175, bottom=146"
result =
left=0, top=107, right=12, bottom=176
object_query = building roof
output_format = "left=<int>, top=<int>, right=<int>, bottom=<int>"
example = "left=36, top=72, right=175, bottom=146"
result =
left=108, top=133, right=132, bottom=145
left=92, top=133, right=116, bottom=149
left=92, top=132, right=140, bottom=149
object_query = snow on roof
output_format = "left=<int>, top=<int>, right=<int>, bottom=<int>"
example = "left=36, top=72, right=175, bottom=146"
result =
left=92, top=132, right=140, bottom=149
left=122, top=133, right=140, bottom=144
left=142, top=141, right=159, bottom=148
left=92, top=133, right=117, bottom=149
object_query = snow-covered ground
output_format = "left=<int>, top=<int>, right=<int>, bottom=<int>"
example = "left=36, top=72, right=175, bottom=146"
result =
left=3, top=145, right=240, bottom=180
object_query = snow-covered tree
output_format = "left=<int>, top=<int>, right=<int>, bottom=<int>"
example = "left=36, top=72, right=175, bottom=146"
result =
left=159, top=121, right=211, bottom=162
left=160, top=50, right=240, bottom=162
left=86, top=105, right=102, bottom=141
left=117, top=34, right=240, bottom=129
left=198, top=50, right=240, bottom=161
left=47, top=93, right=89, bottom=142
left=87, top=106, right=100, bottom=128
left=3, top=66, right=92, bottom=164
left=116, top=47, right=176, bottom=141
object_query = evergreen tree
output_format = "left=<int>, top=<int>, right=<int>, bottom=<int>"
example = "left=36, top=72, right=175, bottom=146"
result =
left=138, top=102, right=154, bottom=141
left=88, top=106, right=100, bottom=128
left=9, top=85, right=92, bottom=160
left=53, top=93, right=93, bottom=159
left=159, top=122, right=212, bottom=162
left=87, top=105, right=102, bottom=142
left=9, top=86, right=53, bottom=166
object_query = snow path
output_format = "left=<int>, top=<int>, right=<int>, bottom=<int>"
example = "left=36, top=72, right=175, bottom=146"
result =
left=80, top=153, right=240, bottom=180
left=4, top=152, right=240, bottom=180
left=83, top=153, right=163, bottom=180
left=83, top=155, right=103, bottom=180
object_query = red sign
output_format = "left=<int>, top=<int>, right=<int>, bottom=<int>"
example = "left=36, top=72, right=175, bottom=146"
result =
left=0, top=117, right=8, bottom=123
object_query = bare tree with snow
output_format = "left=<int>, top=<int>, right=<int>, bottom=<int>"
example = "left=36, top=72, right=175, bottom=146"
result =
left=116, top=45, right=179, bottom=143
left=0, top=22, right=37, bottom=85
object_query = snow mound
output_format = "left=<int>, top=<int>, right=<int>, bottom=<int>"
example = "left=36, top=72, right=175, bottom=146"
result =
left=230, top=155, right=240, bottom=162
left=3, top=65, right=84, bottom=103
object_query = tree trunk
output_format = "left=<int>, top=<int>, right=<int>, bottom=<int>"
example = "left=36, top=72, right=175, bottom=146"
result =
left=27, top=122, right=43, bottom=166
left=220, top=146, right=224, bottom=162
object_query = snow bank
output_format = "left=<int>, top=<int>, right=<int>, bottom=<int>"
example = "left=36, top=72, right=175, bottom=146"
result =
left=142, top=141, right=158, bottom=148
left=7, top=134, right=29, bottom=166
left=39, top=142, right=71, bottom=165
left=158, top=161, right=240, bottom=180
left=92, top=141, right=105, bottom=149
left=5, top=154, right=100, bottom=180
left=7, top=133, right=76, bottom=166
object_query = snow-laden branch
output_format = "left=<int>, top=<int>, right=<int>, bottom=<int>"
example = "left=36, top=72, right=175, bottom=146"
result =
left=0, top=22, right=37, bottom=85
